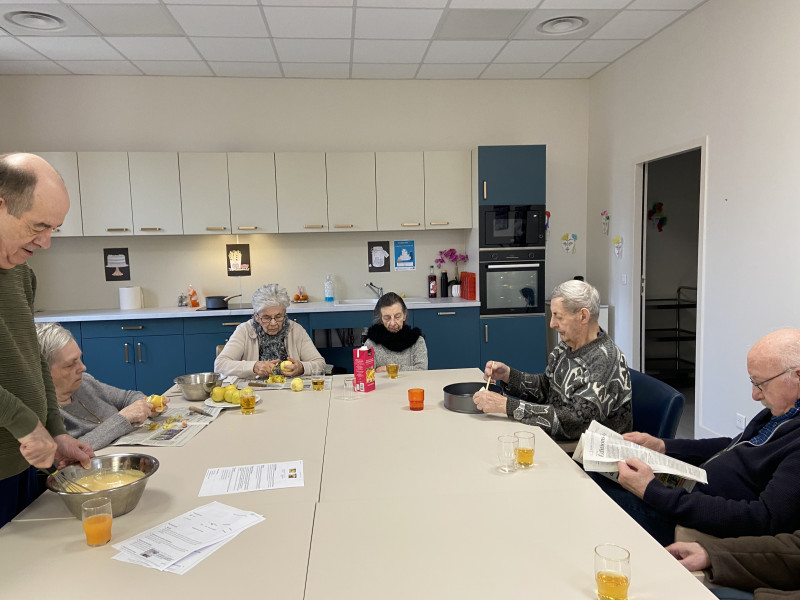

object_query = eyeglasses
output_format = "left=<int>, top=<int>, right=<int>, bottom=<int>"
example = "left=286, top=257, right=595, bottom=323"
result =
left=256, top=313, right=285, bottom=324
left=750, top=366, right=798, bottom=391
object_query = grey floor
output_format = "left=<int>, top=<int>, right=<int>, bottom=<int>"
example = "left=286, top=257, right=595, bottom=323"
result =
left=674, top=386, right=695, bottom=439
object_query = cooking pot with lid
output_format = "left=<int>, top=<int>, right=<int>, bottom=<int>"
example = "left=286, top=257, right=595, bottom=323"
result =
left=205, top=294, right=242, bottom=310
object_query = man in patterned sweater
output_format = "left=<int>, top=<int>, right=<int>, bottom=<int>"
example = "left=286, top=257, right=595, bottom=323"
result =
left=472, top=280, right=632, bottom=440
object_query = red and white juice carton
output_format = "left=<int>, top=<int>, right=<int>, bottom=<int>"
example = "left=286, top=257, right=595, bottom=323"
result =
left=353, top=346, right=375, bottom=393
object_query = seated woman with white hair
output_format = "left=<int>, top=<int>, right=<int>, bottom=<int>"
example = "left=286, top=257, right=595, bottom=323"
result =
left=35, top=322, right=167, bottom=451
left=214, top=283, right=325, bottom=379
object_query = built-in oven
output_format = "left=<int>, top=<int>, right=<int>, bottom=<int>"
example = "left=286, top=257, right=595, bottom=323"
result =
left=479, top=204, right=546, bottom=249
left=479, top=248, right=546, bottom=315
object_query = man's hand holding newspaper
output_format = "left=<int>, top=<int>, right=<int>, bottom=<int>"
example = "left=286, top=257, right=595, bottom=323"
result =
left=573, top=421, right=707, bottom=494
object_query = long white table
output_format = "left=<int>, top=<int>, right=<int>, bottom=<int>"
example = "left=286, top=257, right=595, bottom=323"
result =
left=2, top=369, right=715, bottom=599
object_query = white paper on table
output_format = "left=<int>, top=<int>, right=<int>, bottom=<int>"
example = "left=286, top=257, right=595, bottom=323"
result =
left=114, top=529, right=243, bottom=574
left=112, top=501, right=264, bottom=572
left=198, top=460, right=304, bottom=497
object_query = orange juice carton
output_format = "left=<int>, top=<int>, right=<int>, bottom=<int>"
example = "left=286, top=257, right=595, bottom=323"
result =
left=353, top=346, right=375, bottom=393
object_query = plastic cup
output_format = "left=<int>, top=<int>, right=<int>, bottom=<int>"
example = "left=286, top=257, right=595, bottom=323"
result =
left=82, top=497, right=112, bottom=547
left=408, top=388, right=424, bottom=411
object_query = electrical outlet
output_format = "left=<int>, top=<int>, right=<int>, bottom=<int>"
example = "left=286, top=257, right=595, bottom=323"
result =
left=736, top=413, right=747, bottom=430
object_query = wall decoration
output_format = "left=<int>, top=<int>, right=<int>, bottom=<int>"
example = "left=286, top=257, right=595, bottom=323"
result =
left=613, top=236, right=624, bottom=258
left=545, top=211, right=551, bottom=241
left=393, top=240, right=416, bottom=272
left=647, top=202, right=668, bottom=232
left=104, top=248, right=130, bottom=281
left=561, top=233, right=577, bottom=254
left=368, top=241, right=390, bottom=273
left=226, top=244, right=251, bottom=277
left=601, top=210, right=610, bottom=235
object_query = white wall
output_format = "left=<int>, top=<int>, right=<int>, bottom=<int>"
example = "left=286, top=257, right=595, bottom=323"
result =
left=587, top=0, right=800, bottom=437
left=1, top=77, right=589, bottom=309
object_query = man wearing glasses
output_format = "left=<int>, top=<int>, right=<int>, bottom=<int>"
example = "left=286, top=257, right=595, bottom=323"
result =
left=594, top=328, right=800, bottom=546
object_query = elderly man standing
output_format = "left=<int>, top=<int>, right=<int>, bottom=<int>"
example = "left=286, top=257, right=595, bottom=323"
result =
left=0, top=153, right=94, bottom=527
left=472, top=280, right=632, bottom=441
left=602, top=328, right=800, bottom=546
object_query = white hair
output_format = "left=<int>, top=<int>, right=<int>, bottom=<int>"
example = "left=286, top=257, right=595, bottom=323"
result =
left=35, top=322, right=74, bottom=366
left=551, top=280, right=600, bottom=322
left=252, top=284, right=290, bottom=314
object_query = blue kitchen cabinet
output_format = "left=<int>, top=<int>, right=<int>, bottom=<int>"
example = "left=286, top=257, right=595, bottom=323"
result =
left=81, top=319, right=185, bottom=394
left=480, top=316, right=546, bottom=374
left=309, top=311, right=372, bottom=372
left=477, top=145, right=545, bottom=205
left=411, top=307, right=479, bottom=370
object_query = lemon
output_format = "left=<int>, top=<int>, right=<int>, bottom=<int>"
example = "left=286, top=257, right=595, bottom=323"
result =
left=229, top=390, right=241, bottom=405
left=224, top=387, right=236, bottom=403
left=291, top=377, right=304, bottom=392
left=211, top=386, right=225, bottom=402
left=280, top=360, right=293, bottom=373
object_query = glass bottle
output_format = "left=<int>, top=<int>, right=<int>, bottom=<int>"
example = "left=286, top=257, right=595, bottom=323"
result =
left=428, top=266, right=437, bottom=298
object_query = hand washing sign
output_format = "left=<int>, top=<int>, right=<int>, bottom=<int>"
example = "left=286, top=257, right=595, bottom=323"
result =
left=394, top=240, right=415, bottom=272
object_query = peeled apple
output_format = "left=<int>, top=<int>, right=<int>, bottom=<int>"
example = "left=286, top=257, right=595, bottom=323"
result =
left=291, top=378, right=304, bottom=392
left=148, top=395, right=165, bottom=412
left=280, top=360, right=293, bottom=372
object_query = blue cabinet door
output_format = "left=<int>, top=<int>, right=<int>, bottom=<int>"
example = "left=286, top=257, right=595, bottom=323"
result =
left=134, top=334, right=185, bottom=394
left=82, top=336, right=137, bottom=390
left=185, top=332, right=231, bottom=375
left=413, top=307, right=479, bottom=370
left=480, top=316, right=546, bottom=374
left=478, top=145, right=546, bottom=205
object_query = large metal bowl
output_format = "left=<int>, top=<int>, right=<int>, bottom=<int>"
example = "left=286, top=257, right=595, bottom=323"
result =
left=46, top=453, right=159, bottom=519
left=443, top=381, right=503, bottom=414
left=174, top=372, right=222, bottom=401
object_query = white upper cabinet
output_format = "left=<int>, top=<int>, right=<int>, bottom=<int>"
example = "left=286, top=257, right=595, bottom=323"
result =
left=77, top=152, right=133, bottom=237
left=275, top=153, right=328, bottom=233
left=35, top=152, right=82, bottom=237
left=128, top=152, right=183, bottom=236
left=376, top=152, right=425, bottom=232
left=424, top=151, right=472, bottom=230
left=228, top=153, right=278, bottom=235
left=326, top=152, right=377, bottom=232
left=179, top=153, right=231, bottom=235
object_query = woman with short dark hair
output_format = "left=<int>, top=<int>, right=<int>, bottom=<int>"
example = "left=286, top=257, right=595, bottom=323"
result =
left=364, top=292, right=428, bottom=372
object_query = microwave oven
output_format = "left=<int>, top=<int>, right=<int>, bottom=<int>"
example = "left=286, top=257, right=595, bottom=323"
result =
left=479, top=204, right=546, bottom=248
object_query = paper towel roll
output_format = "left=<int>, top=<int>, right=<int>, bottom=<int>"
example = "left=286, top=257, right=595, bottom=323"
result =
left=119, top=286, right=143, bottom=310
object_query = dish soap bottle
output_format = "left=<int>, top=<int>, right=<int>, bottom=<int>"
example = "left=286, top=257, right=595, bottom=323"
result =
left=324, top=274, right=335, bottom=303
left=428, top=266, right=437, bottom=298
left=440, top=269, right=449, bottom=298
left=187, top=285, right=199, bottom=308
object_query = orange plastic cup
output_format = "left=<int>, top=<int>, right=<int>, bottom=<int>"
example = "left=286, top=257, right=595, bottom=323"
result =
left=408, top=388, right=424, bottom=411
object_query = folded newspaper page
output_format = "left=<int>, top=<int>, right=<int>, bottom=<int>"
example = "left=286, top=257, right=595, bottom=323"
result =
left=573, top=420, right=707, bottom=491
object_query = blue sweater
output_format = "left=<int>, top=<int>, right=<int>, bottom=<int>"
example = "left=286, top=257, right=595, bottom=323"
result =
left=644, top=406, right=800, bottom=538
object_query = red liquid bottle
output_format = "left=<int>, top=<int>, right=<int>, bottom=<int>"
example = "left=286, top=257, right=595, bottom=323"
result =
left=428, top=266, right=437, bottom=298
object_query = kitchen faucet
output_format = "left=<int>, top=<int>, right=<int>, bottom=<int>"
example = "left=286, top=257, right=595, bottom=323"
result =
left=365, top=282, right=383, bottom=299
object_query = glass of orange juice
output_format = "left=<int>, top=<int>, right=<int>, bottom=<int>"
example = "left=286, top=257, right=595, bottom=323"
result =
left=386, top=364, right=399, bottom=379
left=514, top=430, right=535, bottom=469
left=594, top=544, right=630, bottom=600
left=82, top=497, right=113, bottom=547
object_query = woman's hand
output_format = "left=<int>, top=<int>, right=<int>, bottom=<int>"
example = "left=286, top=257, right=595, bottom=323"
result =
left=484, top=361, right=510, bottom=385
left=375, top=366, right=387, bottom=373
left=253, top=359, right=279, bottom=378
left=281, top=358, right=304, bottom=377
left=472, top=390, right=508, bottom=414
left=122, top=397, right=164, bottom=426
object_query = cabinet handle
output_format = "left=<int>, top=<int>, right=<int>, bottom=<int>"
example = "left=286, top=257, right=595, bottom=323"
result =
left=483, top=181, right=487, bottom=200
left=334, top=224, right=353, bottom=228
left=124, top=343, right=129, bottom=363
left=485, top=324, right=489, bottom=343
left=206, top=226, right=228, bottom=231
left=429, top=221, right=449, bottom=226
left=401, top=222, right=420, bottom=227
left=304, top=225, right=325, bottom=229
left=137, top=342, right=142, bottom=363
left=121, top=326, right=143, bottom=330
left=221, top=322, right=242, bottom=326
left=237, top=226, right=257, bottom=230
left=437, top=311, right=456, bottom=316
left=106, top=228, right=129, bottom=232
left=139, top=227, right=162, bottom=232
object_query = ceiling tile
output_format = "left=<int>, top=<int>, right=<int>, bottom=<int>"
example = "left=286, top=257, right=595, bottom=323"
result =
left=274, top=38, right=350, bottom=62
left=539, top=0, right=629, bottom=8
left=106, top=37, right=200, bottom=61
left=563, top=39, right=638, bottom=62
left=435, top=9, right=528, bottom=40
left=543, top=61, right=605, bottom=77
left=209, top=61, right=282, bottom=77
left=481, top=62, right=551, bottom=78
left=62, top=0, right=159, bottom=3
left=0, top=36, right=45, bottom=59
left=0, top=3, right=97, bottom=36
left=192, top=37, right=276, bottom=62
left=70, top=4, right=182, bottom=35
left=19, top=36, right=122, bottom=60
left=449, top=0, right=540, bottom=7
left=261, top=0, right=352, bottom=5
left=515, top=9, right=617, bottom=40
left=264, top=7, right=352, bottom=38
left=282, top=62, right=349, bottom=78
left=164, top=0, right=257, bottom=4
left=355, top=8, right=442, bottom=40
left=57, top=60, right=141, bottom=75
left=167, top=5, right=268, bottom=37
left=495, top=39, right=579, bottom=62
left=592, top=10, right=682, bottom=39
left=353, top=39, right=428, bottom=63
left=352, top=63, right=418, bottom=78
left=416, top=63, right=484, bottom=78
left=628, top=0, right=705, bottom=8
left=133, top=60, right=213, bottom=76
left=425, top=40, right=505, bottom=63
left=0, top=60, right=67, bottom=74
left=359, top=0, right=445, bottom=6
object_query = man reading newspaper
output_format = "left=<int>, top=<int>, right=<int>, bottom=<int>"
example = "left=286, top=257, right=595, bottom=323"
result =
left=586, top=329, right=800, bottom=546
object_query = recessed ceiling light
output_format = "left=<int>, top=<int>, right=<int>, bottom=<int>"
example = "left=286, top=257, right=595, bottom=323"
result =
left=4, top=11, right=66, bottom=32
left=537, top=16, right=588, bottom=35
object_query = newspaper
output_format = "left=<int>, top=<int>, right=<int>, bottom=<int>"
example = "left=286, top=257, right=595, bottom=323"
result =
left=113, top=405, right=222, bottom=447
left=573, top=420, right=707, bottom=491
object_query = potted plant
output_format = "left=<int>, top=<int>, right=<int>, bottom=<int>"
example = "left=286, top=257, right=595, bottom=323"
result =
left=434, top=249, right=468, bottom=297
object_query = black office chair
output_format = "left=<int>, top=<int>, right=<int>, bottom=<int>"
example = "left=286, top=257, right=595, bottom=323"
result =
left=629, top=369, right=686, bottom=438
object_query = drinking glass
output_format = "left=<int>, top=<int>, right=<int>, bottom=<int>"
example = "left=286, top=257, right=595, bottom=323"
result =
left=386, top=364, right=399, bottom=379
left=82, top=497, right=113, bottom=546
left=497, top=435, right=518, bottom=473
left=311, top=365, right=325, bottom=391
left=240, top=389, right=257, bottom=415
left=343, top=377, right=356, bottom=401
left=514, top=430, right=535, bottom=469
left=408, top=388, right=424, bottom=411
left=594, top=544, right=631, bottom=600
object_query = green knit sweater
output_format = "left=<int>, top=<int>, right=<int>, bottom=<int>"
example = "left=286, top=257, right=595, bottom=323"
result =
left=0, top=264, right=65, bottom=480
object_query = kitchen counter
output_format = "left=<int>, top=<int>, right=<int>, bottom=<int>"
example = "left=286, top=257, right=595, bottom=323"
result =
left=34, top=297, right=480, bottom=323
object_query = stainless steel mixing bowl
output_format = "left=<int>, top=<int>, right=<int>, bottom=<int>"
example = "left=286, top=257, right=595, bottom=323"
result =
left=174, top=372, right=222, bottom=401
